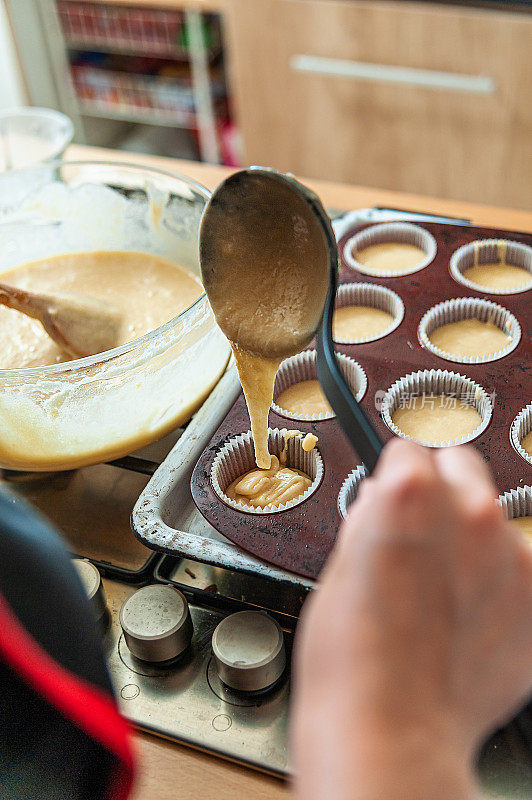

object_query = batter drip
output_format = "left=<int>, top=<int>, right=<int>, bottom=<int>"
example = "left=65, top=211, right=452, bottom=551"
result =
left=428, top=318, right=511, bottom=358
left=333, top=305, right=394, bottom=342
left=463, top=241, right=530, bottom=291
left=276, top=379, right=332, bottom=417
left=353, top=242, right=425, bottom=274
left=391, top=394, right=482, bottom=444
left=225, top=430, right=316, bottom=509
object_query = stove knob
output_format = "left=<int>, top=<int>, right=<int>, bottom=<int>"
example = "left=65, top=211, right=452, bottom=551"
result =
left=119, top=584, right=193, bottom=663
left=73, top=559, right=107, bottom=623
left=212, top=611, right=286, bottom=692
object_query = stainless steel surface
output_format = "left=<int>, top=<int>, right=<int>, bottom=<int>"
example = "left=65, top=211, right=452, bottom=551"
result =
left=73, top=557, right=107, bottom=621
left=132, top=362, right=316, bottom=590
left=120, top=584, right=192, bottom=663
left=104, top=577, right=291, bottom=775
left=212, top=611, right=286, bottom=692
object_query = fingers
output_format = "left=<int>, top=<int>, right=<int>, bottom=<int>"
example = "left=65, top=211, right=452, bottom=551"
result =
left=435, top=446, right=498, bottom=509
left=330, top=440, right=444, bottom=571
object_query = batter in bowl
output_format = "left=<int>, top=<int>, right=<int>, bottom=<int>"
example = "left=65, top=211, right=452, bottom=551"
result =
left=428, top=318, right=511, bottom=359
left=0, top=250, right=203, bottom=368
left=333, top=305, right=394, bottom=342
left=275, top=379, right=332, bottom=417
left=391, top=394, right=482, bottom=444
left=353, top=242, right=426, bottom=274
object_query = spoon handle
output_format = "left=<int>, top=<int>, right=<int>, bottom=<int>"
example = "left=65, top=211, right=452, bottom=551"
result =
left=316, top=280, right=383, bottom=474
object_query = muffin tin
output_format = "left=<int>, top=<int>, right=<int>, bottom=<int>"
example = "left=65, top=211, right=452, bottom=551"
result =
left=191, top=221, right=532, bottom=580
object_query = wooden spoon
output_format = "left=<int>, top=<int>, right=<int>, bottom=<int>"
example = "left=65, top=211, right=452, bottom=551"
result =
left=0, top=282, right=122, bottom=359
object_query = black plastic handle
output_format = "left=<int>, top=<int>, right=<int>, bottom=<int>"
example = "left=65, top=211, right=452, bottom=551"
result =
left=316, top=270, right=384, bottom=474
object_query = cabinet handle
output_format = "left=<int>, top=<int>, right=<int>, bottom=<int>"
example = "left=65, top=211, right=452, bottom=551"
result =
left=291, top=55, right=495, bottom=94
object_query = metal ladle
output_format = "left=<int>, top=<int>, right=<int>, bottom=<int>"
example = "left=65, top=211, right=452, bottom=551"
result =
left=200, top=167, right=383, bottom=473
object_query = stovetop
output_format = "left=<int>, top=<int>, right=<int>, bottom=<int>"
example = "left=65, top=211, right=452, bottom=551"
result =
left=3, top=448, right=530, bottom=794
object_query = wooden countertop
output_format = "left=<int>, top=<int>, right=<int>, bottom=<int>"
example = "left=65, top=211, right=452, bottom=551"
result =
left=66, top=144, right=530, bottom=800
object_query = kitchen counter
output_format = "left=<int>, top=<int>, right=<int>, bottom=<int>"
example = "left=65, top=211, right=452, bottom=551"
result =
left=67, top=144, right=531, bottom=800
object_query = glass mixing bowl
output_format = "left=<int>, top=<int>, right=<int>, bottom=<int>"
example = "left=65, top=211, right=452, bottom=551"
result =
left=0, top=107, right=74, bottom=171
left=0, top=160, right=230, bottom=471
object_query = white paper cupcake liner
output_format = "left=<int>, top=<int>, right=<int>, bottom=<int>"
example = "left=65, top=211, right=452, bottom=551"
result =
left=418, top=297, right=521, bottom=364
left=450, top=239, right=532, bottom=295
left=381, top=369, right=493, bottom=447
left=344, top=222, right=437, bottom=277
left=211, top=427, right=323, bottom=515
left=498, top=485, right=532, bottom=520
left=272, top=349, right=367, bottom=422
left=510, top=403, right=532, bottom=466
left=333, top=282, right=404, bottom=344
left=337, top=465, right=367, bottom=520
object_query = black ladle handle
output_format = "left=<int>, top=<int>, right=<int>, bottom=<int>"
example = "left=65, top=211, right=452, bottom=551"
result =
left=316, top=272, right=384, bottom=474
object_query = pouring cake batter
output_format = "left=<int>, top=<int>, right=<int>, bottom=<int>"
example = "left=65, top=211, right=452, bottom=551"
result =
left=0, top=250, right=203, bottom=368
left=225, top=429, right=317, bottom=509
left=200, top=171, right=330, bottom=471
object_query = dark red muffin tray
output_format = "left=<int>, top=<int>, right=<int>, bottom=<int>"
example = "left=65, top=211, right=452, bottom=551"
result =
left=191, top=221, right=532, bottom=580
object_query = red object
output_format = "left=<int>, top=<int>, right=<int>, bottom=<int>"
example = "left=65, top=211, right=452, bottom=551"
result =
left=0, top=588, right=134, bottom=800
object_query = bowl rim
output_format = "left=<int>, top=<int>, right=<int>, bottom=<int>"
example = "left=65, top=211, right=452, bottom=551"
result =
left=0, top=159, right=212, bottom=378
left=0, top=107, right=74, bottom=156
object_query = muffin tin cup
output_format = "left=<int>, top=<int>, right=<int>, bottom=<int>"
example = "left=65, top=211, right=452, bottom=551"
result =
left=450, top=239, right=532, bottom=295
left=272, top=349, right=367, bottom=422
left=211, top=427, right=324, bottom=515
left=333, top=282, right=405, bottom=344
left=381, top=369, right=493, bottom=447
left=418, top=297, right=521, bottom=364
left=498, top=485, right=532, bottom=520
left=344, top=222, right=437, bottom=277
left=510, top=403, right=532, bottom=466
left=337, top=465, right=367, bottom=520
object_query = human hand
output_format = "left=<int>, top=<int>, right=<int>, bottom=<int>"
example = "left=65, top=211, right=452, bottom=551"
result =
left=291, top=440, right=532, bottom=800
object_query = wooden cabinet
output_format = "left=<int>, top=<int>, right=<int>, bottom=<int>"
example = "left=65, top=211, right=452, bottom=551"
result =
left=225, top=0, right=532, bottom=207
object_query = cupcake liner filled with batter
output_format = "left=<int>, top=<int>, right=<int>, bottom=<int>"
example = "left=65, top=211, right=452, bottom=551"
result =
left=337, top=465, right=367, bottom=520
left=418, top=297, right=521, bottom=364
left=498, top=485, right=532, bottom=545
left=344, top=222, right=437, bottom=278
left=382, top=369, right=493, bottom=447
left=510, top=403, right=532, bottom=466
left=333, top=283, right=404, bottom=344
left=272, top=349, right=367, bottom=421
left=211, top=427, right=323, bottom=514
left=450, top=239, right=532, bottom=295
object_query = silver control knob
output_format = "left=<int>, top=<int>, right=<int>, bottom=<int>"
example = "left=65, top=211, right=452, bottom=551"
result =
left=73, top=559, right=107, bottom=622
left=119, top=584, right=193, bottom=663
left=212, top=611, right=286, bottom=692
